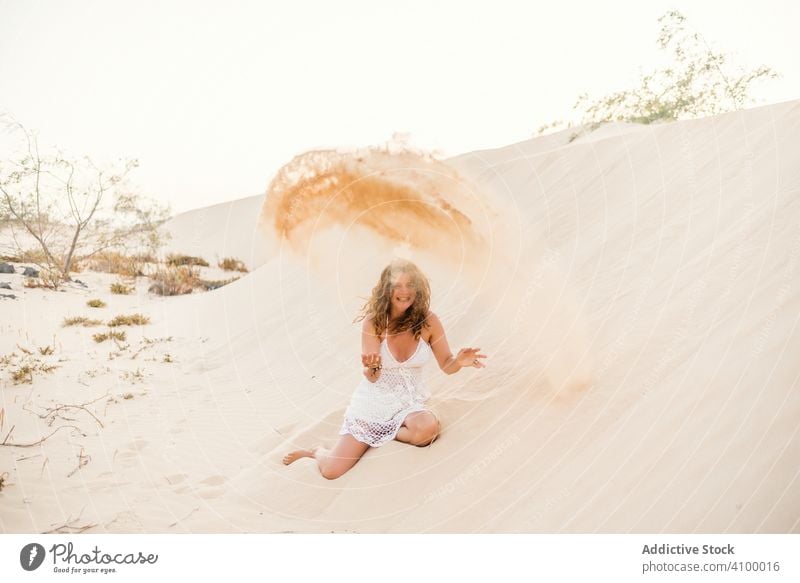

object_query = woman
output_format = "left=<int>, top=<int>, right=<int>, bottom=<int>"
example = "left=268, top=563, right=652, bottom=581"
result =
left=282, top=258, right=487, bottom=479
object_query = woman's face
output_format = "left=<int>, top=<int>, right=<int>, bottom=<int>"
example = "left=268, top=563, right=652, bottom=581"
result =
left=390, top=272, right=416, bottom=312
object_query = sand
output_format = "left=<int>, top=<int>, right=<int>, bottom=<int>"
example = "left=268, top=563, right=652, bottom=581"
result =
left=1, top=98, right=798, bottom=533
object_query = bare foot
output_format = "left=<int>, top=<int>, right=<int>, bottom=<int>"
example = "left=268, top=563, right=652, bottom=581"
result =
left=282, top=445, right=320, bottom=466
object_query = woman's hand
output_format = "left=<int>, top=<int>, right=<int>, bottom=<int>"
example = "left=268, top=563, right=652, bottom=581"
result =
left=362, top=352, right=382, bottom=382
left=362, top=352, right=382, bottom=370
left=455, top=347, right=487, bottom=368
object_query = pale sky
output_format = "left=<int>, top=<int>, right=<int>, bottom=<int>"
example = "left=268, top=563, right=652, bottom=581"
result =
left=1, top=0, right=798, bottom=214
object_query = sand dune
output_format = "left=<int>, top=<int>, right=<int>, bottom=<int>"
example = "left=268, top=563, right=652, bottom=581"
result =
left=1, top=99, right=798, bottom=533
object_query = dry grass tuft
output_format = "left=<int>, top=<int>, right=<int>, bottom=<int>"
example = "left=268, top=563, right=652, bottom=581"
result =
left=87, top=299, right=106, bottom=308
left=8, top=361, right=58, bottom=384
left=107, top=313, right=150, bottom=327
left=120, top=368, right=145, bottom=383
left=22, top=268, right=68, bottom=290
left=197, top=276, right=240, bottom=291
left=218, top=257, right=249, bottom=273
left=148, top=264, right=200, bottom=296
left=110, top=281, right=134, bottom=295
left=84, top=250, right=149, bottom=277
left=0, top=247, right=49, bottom=264
left=1, top=345, right=59, bottom=384
left=165, top=253, right=209, bottom=267
left=93, top=330, right=127, bottom=343
left=63, top=316, right=104, bottom=327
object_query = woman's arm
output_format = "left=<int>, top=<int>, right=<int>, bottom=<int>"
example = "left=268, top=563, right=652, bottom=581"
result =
left=361, top=316, right=383, bottom=383
left=427, top=311, right=487, bottom=374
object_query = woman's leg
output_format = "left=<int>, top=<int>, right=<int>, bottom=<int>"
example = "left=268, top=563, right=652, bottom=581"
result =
left=395, top=410, right=441, bottom=446
left=283, top=433, right=371, bottom=480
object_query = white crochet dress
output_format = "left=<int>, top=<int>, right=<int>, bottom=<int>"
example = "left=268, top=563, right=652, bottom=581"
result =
left=339, top=329, right=433, bottom=447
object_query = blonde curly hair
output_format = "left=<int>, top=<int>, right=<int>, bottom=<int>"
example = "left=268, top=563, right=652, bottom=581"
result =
left=353, top=258, right=431, bottom=340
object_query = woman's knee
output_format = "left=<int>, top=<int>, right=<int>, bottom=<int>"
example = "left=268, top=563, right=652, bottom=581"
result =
left=320, top=462, right=348, bottom=480
left=411, top=413, right=440, bottom=446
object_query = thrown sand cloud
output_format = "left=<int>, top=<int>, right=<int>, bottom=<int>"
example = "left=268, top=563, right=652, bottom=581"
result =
left=257, top=144, right=595, bottom=398
left=258, top=145, right=490, bottom=263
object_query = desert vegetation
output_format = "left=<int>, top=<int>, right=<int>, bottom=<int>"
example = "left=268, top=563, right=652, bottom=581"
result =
left=62, top=316, right=103, bottom=327
left=92, top=330, right=127, bottom=343
left=110, top=281, right=134, bottom=295
left=165, top=253, right=209, bottom=267
left=218, top=257, right=248, bottom=273
left=0, top=117, right=173, bottom=282
left=0, top=346, right=59, bottom=385
left=537, top=10, right=780, bottom=140
left=107, top=313, right=151, bottom=327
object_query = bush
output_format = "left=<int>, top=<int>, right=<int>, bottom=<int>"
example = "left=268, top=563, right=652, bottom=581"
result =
left=87, top=299, right=106, bottom=308
left=93, top=330, right=126, bottom=343
left=0, top=119, right=172, bottom=282
left=148, top=264, right=200, bottom=296
left=22, top=268, right=68, bottom=291
left=107, top=313, right=150, bottom=327
left=536, top=10, right=780, bottom=140
left=0, top=248, right=49, bottom=264
left=84, top=250, right=146, bottom=277
left=218, top=257, right=249, bottom=273
left=165, top=253, right=209, bottom=267
left=110, top=281, right=134, bottom=295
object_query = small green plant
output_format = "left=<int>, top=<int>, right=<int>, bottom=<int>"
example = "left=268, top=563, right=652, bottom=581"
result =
left=110, top=281, right=133, bottom=295
left=218, top=257, right=249, bottom=273
left=87, top=299, right=106, bottom=308
left=107, top=313, right=151, bottom=327
left=63, top=316, right=103, bottom=327
left=93, top=330, right=127, bottom=343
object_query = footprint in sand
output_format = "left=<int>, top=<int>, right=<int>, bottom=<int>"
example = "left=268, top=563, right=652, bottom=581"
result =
left=164, top=473, right=188, bottom=486
left=274, top=423, right=296, bottom=437
left=196, top=475, right=227, bottom=499
left=115, top=439, right=149, bottom=462
left=168, top=419, right=187, bottom=435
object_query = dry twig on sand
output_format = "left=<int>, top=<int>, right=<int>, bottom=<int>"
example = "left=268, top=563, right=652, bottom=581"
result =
left=0, top=424, right=86, bottom=448
left=42, top=508, right=97, bottom=534
left=22, top=393, right=108, bottom=429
